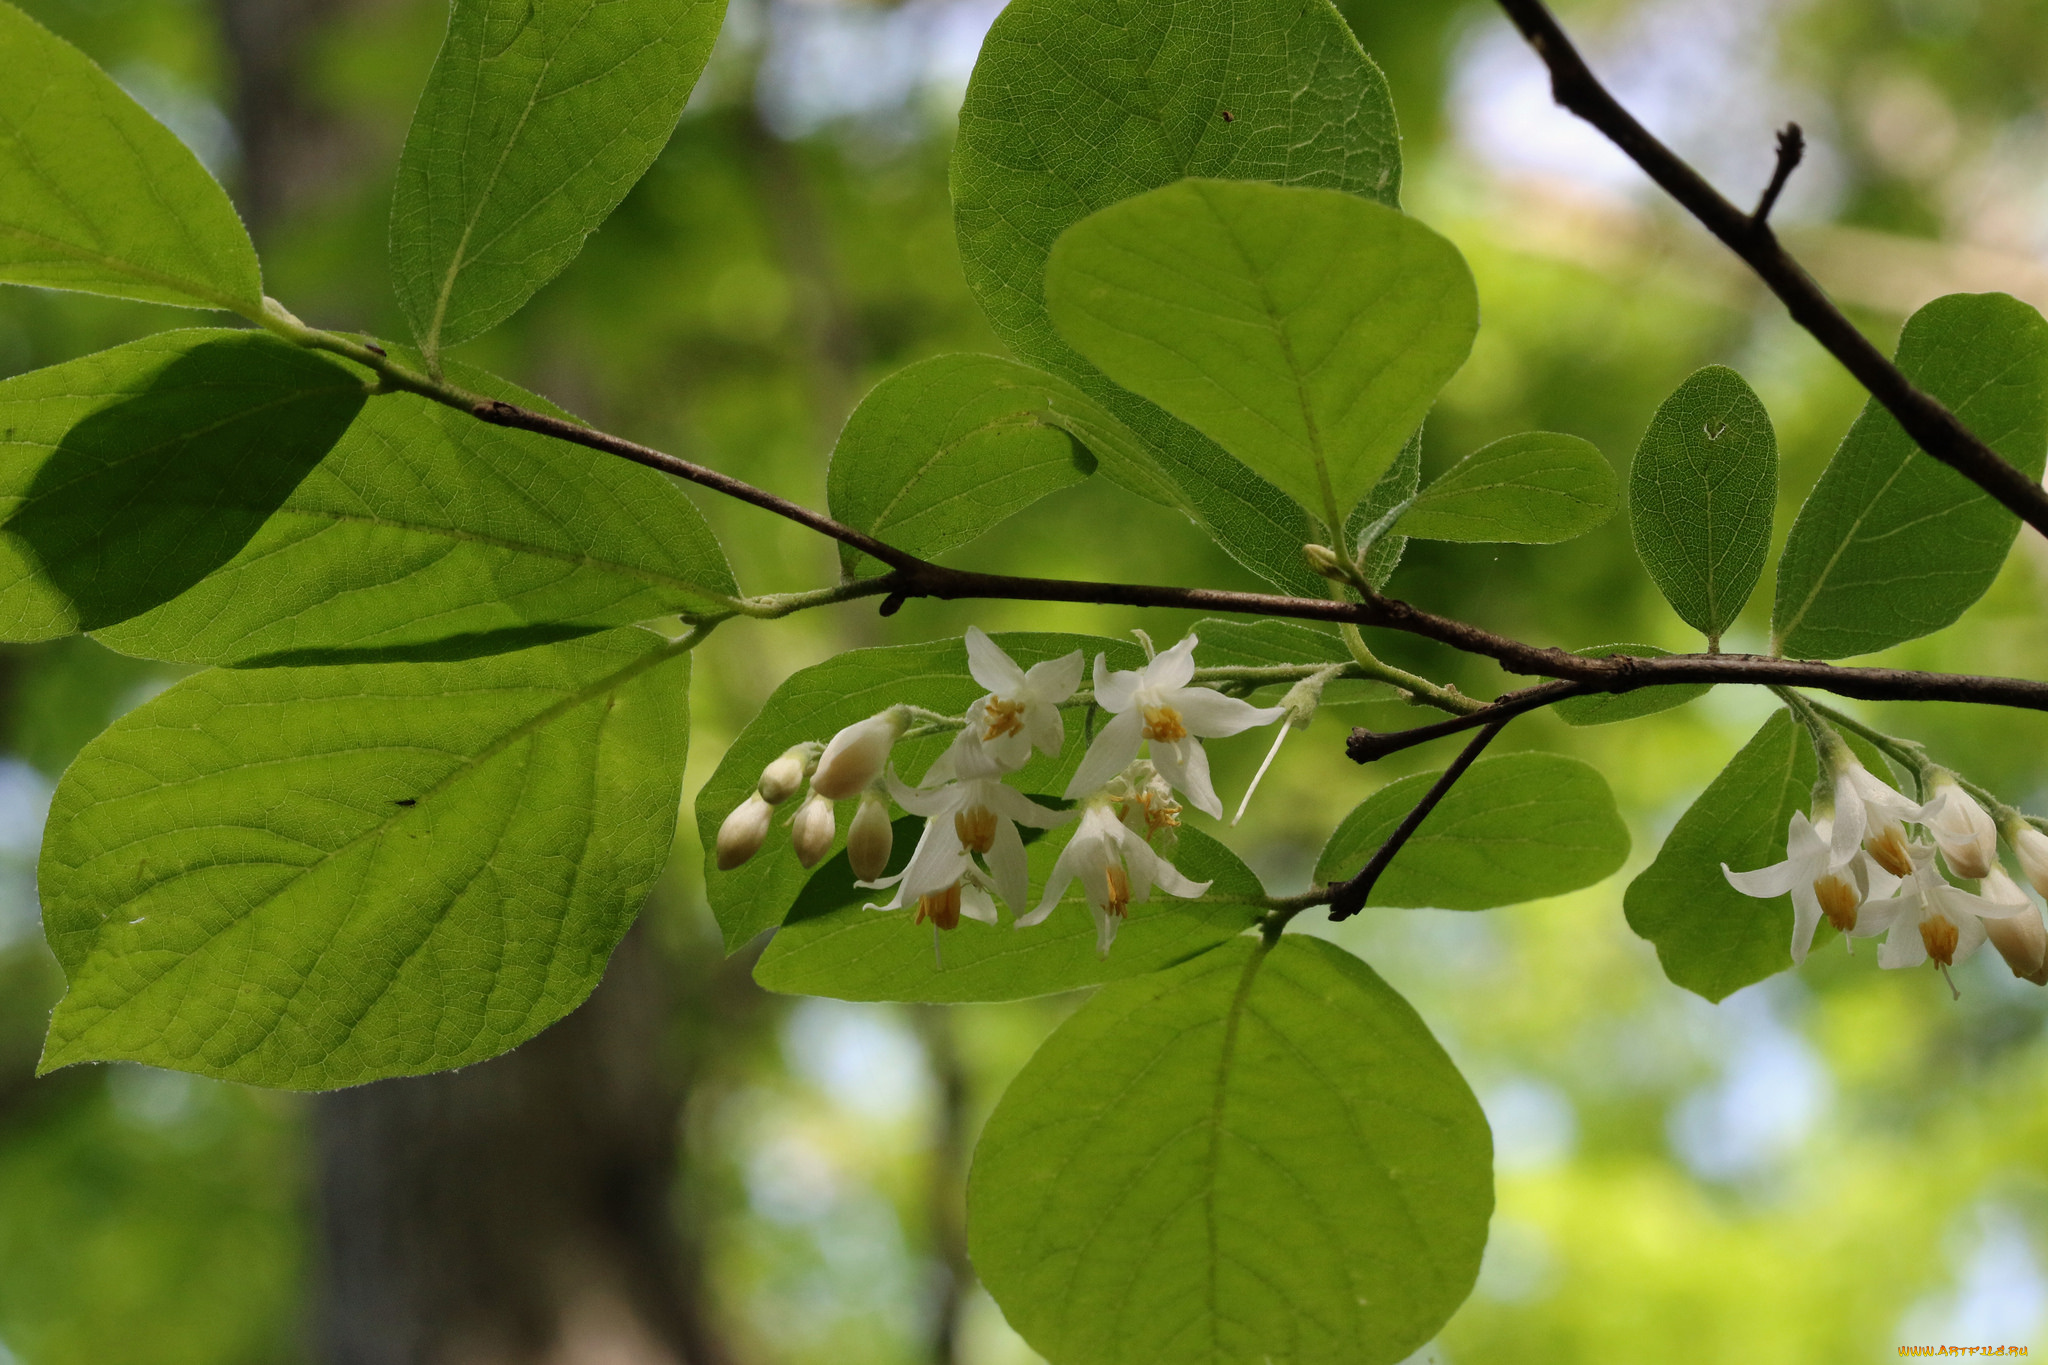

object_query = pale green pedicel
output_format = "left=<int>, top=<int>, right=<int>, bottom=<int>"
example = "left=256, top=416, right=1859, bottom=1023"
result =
left=969, top=936, right=1493, bottom=1365
left=39, top=629, right=693, bottom=1089
left=1773, top=292, right=2048, bottom=660
left=1628, top=365, right=1777, bottom=646
left=952, top=0, right=1402, bottom=594
left=1048, top=180, right=1478, bottom=530
left=391, top=0, right=727, bottom=359
left=1314, top=753, right=1629, bottom=909
left=754, top=822, right=1263, bottom=1002
left=0, top=2, right=260, bottom=312
left=1400, top=431, right=1617, bottom=544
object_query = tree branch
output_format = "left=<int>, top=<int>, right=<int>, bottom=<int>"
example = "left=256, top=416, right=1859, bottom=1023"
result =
left=1346, top=681, right=1585, bottom=762
left=1491, top=0, right=2048, bottom=542
left=1326, top=715, right=1515, bottom=921
left=1750, top=123, right=1803, bottom=227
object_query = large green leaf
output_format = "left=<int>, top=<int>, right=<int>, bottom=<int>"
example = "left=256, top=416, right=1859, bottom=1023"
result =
left=1348, top=423, right=1424, bottom=587
left=1773, top=292, right=2048, bottom=659
left=1047, top=180, right=1477, bottom=526
left=698, top=633, right=1146, bottom=951
left=1623, top=710, right=1814, bottom=1002
left=94, top=347, right=736, bottom=665
left=969, top=936, right=1491, bottom=1365
left=1628, top=365, right=1776, bottom=645
left=38, top=628, right=692, bottom=1089
left=1314, top=752, right=1629, bottom=908
left=1551, top=643, right=1711, bottom=727
left=0, top=331, right=364, bottom=642
left=391, top=0, right=726, bottom=359
left=0, top=2, right=260, bottom=312
left=753, top=822, right=1261, bottom=1002
left=952, top=0, right=1399, bottom=594
left=1401, top=431, right=1616, bottom=544
left=826, top=355, right=1112, bottom=577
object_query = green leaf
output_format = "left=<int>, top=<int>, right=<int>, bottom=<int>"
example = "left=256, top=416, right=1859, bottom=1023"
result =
left=391, top=0, right=727, bottom=359
left=1773, top=292, right=2048, bottom=659
left=1552, top=643, right=1712, bottom=727
left=0, top=2, right=260, bottom=312
left=969, top=936, right=1491, bottom=1365
left=0, top=331, right=365, bottom=642
left=1623, top=709, right=1813, bottom=1001
left=1348, top=423, right=1424, bottom=587
left=38, top=627, right=692, bottom=1089
left=92, top=345, right=736, bottom=665
left=1401, top=431, right=1617, bottom=544
left=1047, top=180, right=1478, bottom=526
left=825, top=355, right=1109, bottom=576
left=1627, top=365, right=1777, bottom=645
left=698, top=633, right=1146, bottom=951
left=952, top=0, right=1400, bottom=595
left=1314, top=752, right=1629, bottom=908
left=754, top=822, right=1261, bottom=1002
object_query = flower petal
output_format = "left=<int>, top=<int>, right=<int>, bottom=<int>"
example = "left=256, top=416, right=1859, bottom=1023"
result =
left=887, top=767, right=956, bottom=818
left=1145, top=633, right=1199, bottom=691
left=960, top=883, right=1000, bottom=925
left=965, top=626, right=1026, bottom=695
left=1722, top=857, right=1802, bottom=899
left=1024, top=698, right=1065, bottom=759
left=1789, top=881, right=1823, bottom=965
left=1064, top=708, right=1145, bottom=800
left=986, top=783, right=1073, bottom=829
left=1022, top=649, right=1084, bottom=704
left=986, top=816, right=1030, bottom=912
left=1168, top=687, right=1287, bottom=738
left=1093, top=653, right=1138, bottom=713
left=1152, top=736, right=1221, bottom=819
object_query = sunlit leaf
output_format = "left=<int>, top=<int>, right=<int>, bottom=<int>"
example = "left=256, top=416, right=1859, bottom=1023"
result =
left=1401, top=431, right=1616, bottom=544
left=1552, top=644, right=1711, bottom=727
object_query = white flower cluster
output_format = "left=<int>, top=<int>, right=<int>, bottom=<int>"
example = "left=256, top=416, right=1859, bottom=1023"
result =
left=1725, top=750, right=2048, bottom=995
left=716, top=628, right=1286, bottom=955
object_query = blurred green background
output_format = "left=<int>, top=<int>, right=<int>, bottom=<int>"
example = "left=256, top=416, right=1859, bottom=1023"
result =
left=6, top=0, right=2048, bottom=1360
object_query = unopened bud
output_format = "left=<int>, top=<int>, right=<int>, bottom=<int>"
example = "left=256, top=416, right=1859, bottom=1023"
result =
left=848, top=790, right=894, bottom=882
left=758, top=742, right=821, bottom=805
left=812, top=707, right=909, bottom=800
left=2008, top=821, right=2048, bottom=902
left=715, top=793, right=775, bottom=871
left=1982, top=869, right=2048, bottom=984
left=791, top=790, right=836, bottom=868
left=1302, top=543, right=1348, bottom=581
left=1920, top=773, right=1997, bottom=880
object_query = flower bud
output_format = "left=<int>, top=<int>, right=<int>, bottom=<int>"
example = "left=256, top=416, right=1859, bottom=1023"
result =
left=1919, top=772, right=1997, bottom=880
left=1302, top=543, right=1349, bottom=581
left=715, top=793, right=774, bottom=871
left=2009, top=822, right=2048, bottom=902
left=758, top=742, right=820, bottom=806
left=1981, top=868, right=2048, bottom=985
left=790, top=791, right=836, bottom=869
left=847, top=790, right=894, bottom=883
left=811, top=707, right=908, bottom=800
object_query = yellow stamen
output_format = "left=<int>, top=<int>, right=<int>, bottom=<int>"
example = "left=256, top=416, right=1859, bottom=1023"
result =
left=954, top=806, right=997, bottom=854
left=1136, top=791, right=1181, bottom=840
left=1867, top=825, right=1913, bottom=878
left=1102, top=865, right=1131, bottom=918
left=1920, top=913, right=1960, bottom=968
left=1815, top=874, right=1861, bottom=932
left=1141, top=706, right=1188, bottom=743
left=916, top=882, right=963, bottom=931
left=982, top=698, right=1026, bottom=742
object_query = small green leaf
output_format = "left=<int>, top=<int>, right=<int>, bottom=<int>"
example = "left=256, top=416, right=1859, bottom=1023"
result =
left=1047, top=180, right=1478, bottom=526
left=1628, top=365, right=1777, bottom=644
left=1315, top=752, right=1629, bottom=908
left=1184, top=617, right=1349, bottom=668
left=0, top=331, right=364, bottom=642
left=391, top=0, right=727, bottom=358
left=93, top=346, right=736, bottom=664
left=753, top=821, right=1261, bottom=1002
left=38, top=628, right=692, bottom=1089
left=1349, top=423, right=1424, bottom=586
left=826, top=355, right=1112, bottom=576
left=698, top=633, right=1146, bottom=951
left=1552, top=644, right=1712, bottom=727
left=1401, top=431, right=1616, bottom=544
left=1623, top=709, right=1813, bottom=1001
left=1773, top=292, right=2048, bottom=660
left=0, top=2, right=260, bottom=312
left=969, top=936, right=1491, bottom=1365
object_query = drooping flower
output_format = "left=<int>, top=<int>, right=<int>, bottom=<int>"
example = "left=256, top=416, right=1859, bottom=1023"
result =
left=716, top=793, right=775, bottom=871
left=847, top=789, right=894, bottom=883
left=791, top=790, right=836, bottom=869
left=1916, top=772, right=1998, bottom=880
left=2007, top=820, right=2048, bottom=901
left=812, top=707, right=909, bottom=800
left=1978, top=866, right=2048, bottom=986
left=1865, top=845, right=2027, bottom=996
left=1017, top=800, right=1211, bottom=955
left=861, top=742, right=1069, bottom=920
left=757, top=741, right=821, bottom=806
left=1826, top=754, right=1920, bottom=878
left=948, top=627, right=1083, bottom=773
left=1723, top=810, right=1890, bottom=964
left=1064, top=634, right=1285, bottom=818
left=1108, top=760, right=1182, bottom=856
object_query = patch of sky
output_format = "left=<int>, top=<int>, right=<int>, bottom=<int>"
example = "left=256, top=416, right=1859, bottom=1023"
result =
left=1482, top=1075, right=1579, bottom=1173
left=0, top=759, right=51, bottom=952
left=754, top=0, right=1007, bottom=139
left=113, top=61, right=238, bottom=177
left=1476, top=1215, right=1559, bottom=1305
left=1664, top=978, right=1832, bottom=1183
left=781, top=997, right=932, bottom=1122
left=1898, top=1201, right=2048, bottom=1348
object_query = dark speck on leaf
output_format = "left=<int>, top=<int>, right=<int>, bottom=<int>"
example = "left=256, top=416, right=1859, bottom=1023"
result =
left=1220, top=110, right=1235, bottom=123
left=394, top=798, right=417, bottom=807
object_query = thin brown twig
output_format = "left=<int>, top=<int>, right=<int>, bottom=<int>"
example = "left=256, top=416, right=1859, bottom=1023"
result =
left=1750, top=123, right=1803, bottom=227
left=1491, top=0, right=2048, bottom=542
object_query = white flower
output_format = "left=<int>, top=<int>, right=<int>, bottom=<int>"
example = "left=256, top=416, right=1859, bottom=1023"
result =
left=2008, top=822, right=2048, bottom=901
left=1916, top=773, right=1998, bottom=880
left=1979, top=867, right=2048, bottom=985
left=715, top=793, right=774, bottom=871
left=863, top=742, right=1069, bottom=920
left=1827, top=755, right=1920, bottom=878
left=1063, top=634, right=1285, bottom=818
left=847, top=789, right=894, bottom=883
left=1017, top=801, right=1211, bottom=955
left=1865, top=845, right=2027, bottom=994
left=812, top=707, right=908, bottom=800
left=949, top=627, right=1083, bottom=773
left=791, top=790, right=836, bottom=869
left=1723, top=810, right=1890, bottom=964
